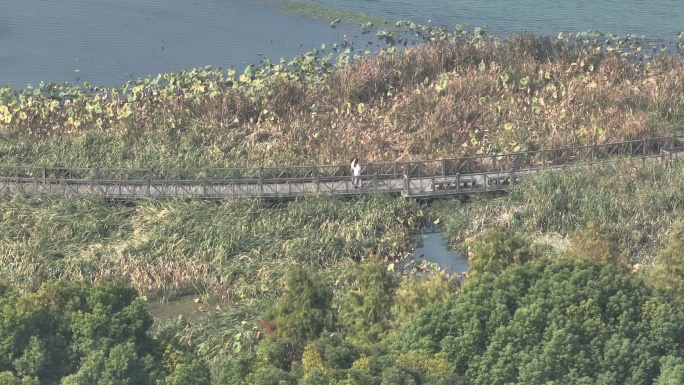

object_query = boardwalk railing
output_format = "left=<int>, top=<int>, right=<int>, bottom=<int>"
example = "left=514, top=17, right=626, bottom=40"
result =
left=0, top=135, right=681, bottom=199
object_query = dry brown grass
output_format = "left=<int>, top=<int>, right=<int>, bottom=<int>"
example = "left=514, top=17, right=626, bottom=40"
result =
left=3, top=34, right=683, bottom=167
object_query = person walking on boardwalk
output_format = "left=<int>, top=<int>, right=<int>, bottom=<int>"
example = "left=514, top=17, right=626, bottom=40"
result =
left=351, top=157, right=362, bottom=189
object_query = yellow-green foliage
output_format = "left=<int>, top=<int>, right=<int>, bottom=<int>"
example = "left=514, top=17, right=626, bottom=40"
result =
left=395, top=350, right=453, bottom=375
left=0, top=372, right=39, bottom=385
left=567, top=219, right=629, bottom=271
left=351, top=354, right=371, bottom=373
left=649, top=221, right=684, bottom=299
left=301, top=344, right=325, bottom=378
left=392, top=275, right=455, bottom=326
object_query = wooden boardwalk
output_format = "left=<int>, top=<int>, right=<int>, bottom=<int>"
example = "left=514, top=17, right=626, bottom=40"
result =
left=0, top=135, right=681, bottom=200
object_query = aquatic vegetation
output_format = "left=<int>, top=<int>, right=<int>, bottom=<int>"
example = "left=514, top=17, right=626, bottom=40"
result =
left=2, top=24, right=683, bottom=168
left=431, top=157, right=684, bottom=265
left=0, top=194, right=420, bottom=301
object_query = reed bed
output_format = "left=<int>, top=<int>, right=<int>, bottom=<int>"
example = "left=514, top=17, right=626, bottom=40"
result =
left=431, top=157, right=684, bottom=265
left=0, top=194, right=420, bottom=301
left=1, top=28, right=683, bottom=168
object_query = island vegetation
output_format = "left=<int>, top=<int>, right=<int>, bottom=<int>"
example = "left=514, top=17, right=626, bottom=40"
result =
left=0, top=19, right=683, bottom=384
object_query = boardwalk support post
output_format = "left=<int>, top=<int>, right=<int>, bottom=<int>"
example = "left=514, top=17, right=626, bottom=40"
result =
left=541, top=148, right=545, bottom=169
left=643, top=138, right=647, bottom=157
left=403, top=173, right=411, bottom=197
left=313, top=165, right=319, bottom=192
left=441, top=158, right=446, bottom=178
left=456, top=173, right=461, bottom=191
left=259, top=167, right=264, bottom=195
left=203, top=168, right=208, bottom=198
left=91, top=168, right=97, bottom=193
left=147, top=168, right=152, bottom=197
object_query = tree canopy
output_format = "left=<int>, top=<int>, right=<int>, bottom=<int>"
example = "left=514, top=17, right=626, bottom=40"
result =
left=388, top=259, right=684, bottom=384
left=0, top=280, right=210, bottom=385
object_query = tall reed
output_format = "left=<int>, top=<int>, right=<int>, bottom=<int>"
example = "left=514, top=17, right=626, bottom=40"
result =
left=432, top=157, right=684, bottom=264
left=0, top=194, right=420, bottom=301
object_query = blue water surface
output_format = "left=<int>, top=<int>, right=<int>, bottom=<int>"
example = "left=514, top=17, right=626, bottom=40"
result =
left=1, top=0, right=681, bottom=88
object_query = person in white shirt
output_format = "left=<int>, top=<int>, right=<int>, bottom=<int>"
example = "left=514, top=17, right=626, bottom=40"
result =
left=351, top=157, right=361, bottom=189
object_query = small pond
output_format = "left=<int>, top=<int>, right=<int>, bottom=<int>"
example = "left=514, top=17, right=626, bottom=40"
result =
left=147, top=295, right=220, bottom=321
left=400, top=224, right=468, bottom=277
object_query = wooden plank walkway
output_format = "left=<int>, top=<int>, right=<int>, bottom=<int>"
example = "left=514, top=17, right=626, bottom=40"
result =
left=0, top=136, right=681, bottom=200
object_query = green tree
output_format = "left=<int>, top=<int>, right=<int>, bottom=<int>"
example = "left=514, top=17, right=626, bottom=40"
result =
left=388, top=259, right=684, bottom=384
left=267, top=268, right=334, bottom=342
left=0, top=280, right=210, bottom=385
left=655, top=356, right=684, bottom=385
left=650, top=221, right=684, bottom=299
left=341, top=256, right=398, bottom=344
left=250, top=366, right=297, bottom=385
left=312, top=335, right=360, bottom=370
left=467, top=226, right=533, bottom=279
left=213, top=353, right=255, bottom=385
left=165, top=359, right=212, bottom=385
left=380, top=366, right=418, bottom=385
left=567, top=219, right=630, bottom=271
left=0, top=372, right=39, bottom=385
left=392, top=275, right=454, bottom=327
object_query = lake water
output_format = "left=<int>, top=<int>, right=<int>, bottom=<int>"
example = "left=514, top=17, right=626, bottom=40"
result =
left=2, top=0, right=682, bottom=88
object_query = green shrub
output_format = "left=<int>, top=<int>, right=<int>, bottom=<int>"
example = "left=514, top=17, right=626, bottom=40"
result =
left=392, top=275, right=455, bottom=327
left=212, top=353, right=256, bottom=385
left=649, top=221, right=684, bottom=299
left=467, top=226, right=533, bottom=279
left=266, top=268, right=334, bottom=343
left=340, top=256, right=398, bottom=344
left=567, top=219, right=630, bottom=271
